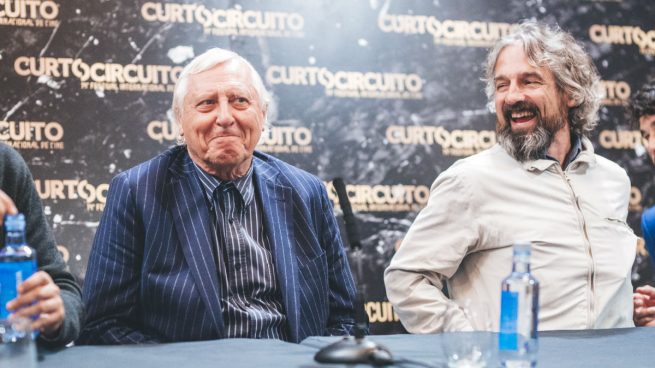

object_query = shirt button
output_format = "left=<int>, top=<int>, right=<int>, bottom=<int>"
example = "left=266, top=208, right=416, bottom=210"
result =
left=235, top=263, right=241, bottom=270
left=229, top=217, right=235, bottom=224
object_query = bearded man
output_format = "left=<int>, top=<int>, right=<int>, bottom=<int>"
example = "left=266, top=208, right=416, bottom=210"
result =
left=384, top=21, right=637, bottom=332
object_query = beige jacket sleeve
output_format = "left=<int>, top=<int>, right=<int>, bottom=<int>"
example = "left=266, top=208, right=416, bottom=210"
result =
left=384, top=167, right=480, bottom=333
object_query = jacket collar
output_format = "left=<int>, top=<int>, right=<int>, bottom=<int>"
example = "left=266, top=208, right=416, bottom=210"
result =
left=520, top=136, right=596, bottom=172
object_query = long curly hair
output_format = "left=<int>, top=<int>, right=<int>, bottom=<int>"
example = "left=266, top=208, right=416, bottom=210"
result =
left=483, top=21, right=601, bottom=137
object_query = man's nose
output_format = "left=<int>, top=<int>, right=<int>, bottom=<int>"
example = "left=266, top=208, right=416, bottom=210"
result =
left=505, top=83, right=525, bottom=105
left=215, top=101, right=234, bottom=126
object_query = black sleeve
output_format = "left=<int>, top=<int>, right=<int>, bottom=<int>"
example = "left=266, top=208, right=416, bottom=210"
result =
left=0, top=144, right=84, bottom=347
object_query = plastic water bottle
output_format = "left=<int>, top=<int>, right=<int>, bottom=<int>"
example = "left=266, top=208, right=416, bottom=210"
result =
left=498, top=241, right=539, bottom=367
left=0, top=214, right=37, bottom=319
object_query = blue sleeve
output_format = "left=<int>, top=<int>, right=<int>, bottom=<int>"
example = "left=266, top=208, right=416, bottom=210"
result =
left=642, top=208, right=655, bottom=268
left=318, top=183, right=359, bottom=336
left=77, top=173, right=160, bottom=345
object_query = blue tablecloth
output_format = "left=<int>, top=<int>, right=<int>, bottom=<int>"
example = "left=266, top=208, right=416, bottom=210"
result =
left=38, top=328, right=655, bottom=368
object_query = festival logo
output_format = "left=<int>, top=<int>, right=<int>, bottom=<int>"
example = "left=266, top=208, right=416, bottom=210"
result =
left=386, top=125, right=495, bottom=156
left=141, top=2, right=304, bottom=38
left=378, top=14, right=518, bottom=47
left=365, top=301, right=400, bottom=323
left=0, top=0, right=59, bottom=27
left=34, top=179, right=109, bottom=212
left=0, top=120, right=64, bottom=150
left=598, top=129, right=641, bottom=150
left=599, top=80, right=631, bottom=106
left=325, top=181, right=429, bottom=212
left=14, top=56, right=183, bottom=93
left=147, top=119, right=179, bottom=143
left=590, top=24, right=655, bottom=56
left=267, top=65, right=423, bottom=99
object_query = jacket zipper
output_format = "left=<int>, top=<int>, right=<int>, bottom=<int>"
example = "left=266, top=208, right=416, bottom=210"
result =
left=557, top=165, right=595, bottom=328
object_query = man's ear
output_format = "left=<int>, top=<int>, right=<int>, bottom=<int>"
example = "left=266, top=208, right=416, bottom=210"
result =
left=261, top=103, right=268, bottom=131
left=173, top=106, right=184, bottom=134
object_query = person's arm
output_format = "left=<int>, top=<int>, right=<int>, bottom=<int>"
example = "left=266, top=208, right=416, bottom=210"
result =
left=384, top=170, right=479, bottom=333
left=1, top=147, right=83, bottom=348
left=318, top=183, right=358, bottom=336
left=78, top=173, right=160, bottom=344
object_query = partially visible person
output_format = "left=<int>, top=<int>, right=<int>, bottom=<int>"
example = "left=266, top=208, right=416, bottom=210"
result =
left=631, top=83, right=655, bottom=264
left=385, top=21, right=637, bottom=333
left=0, top=142, right=84, bottom=347
left=629, top=82, right=655, bottom=327
left=79, top=48, right=356, bottom=344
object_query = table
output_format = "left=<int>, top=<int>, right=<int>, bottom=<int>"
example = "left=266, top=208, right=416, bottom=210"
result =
left=38, top=328, right=655, bottom=368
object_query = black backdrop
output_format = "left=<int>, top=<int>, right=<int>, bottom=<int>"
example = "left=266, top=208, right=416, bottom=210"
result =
left=1, top=0, right=654, bottom=334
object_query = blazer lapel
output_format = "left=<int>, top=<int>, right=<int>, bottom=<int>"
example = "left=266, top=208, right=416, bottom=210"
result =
left=168, top=153, right=225, bottom=337
left=253, top=158, right=300, bottom=342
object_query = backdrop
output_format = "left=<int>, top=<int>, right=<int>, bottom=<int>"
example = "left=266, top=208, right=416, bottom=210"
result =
left=1, top=0, right=654, bottom=334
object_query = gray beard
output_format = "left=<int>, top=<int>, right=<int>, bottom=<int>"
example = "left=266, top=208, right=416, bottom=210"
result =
left=497, top=124, right=553, bottom=162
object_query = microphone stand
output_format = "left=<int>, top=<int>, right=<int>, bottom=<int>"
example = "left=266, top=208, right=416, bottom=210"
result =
left=314, top=178, right=393, bottom=366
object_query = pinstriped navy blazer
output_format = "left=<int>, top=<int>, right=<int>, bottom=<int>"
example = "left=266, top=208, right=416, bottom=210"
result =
left=78, top=145, right=357, bottom=344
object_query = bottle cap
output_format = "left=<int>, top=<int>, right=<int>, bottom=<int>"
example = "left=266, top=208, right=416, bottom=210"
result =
left=512, top=240, right=531, bottom=255
left=5, top=213, right=26, bottom=232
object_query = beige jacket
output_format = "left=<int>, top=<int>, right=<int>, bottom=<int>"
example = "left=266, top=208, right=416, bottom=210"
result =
left=385, top=139, right=636, bottom=333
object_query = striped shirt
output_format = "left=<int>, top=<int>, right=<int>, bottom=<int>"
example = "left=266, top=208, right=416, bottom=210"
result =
left=193, top=163, right=288, bottom=340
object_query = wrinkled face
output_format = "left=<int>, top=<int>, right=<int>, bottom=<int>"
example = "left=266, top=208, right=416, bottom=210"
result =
left=179, top=60, right=265, bottom=175
left=493, top=44, right=574, bottom=136
left=640, top=114, right=655, bottom=163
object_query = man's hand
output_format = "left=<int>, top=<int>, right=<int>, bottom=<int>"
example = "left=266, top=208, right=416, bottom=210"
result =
left=6, top=271, right=65, bottom=336
left=0, top=189, right=18, bottom=225
left=633, top=285, right=655, bottom=326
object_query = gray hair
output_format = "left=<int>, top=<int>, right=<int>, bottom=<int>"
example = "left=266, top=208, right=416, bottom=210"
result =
left=171, top=48, right=271, bottom=130
left=483, top=21, right=601, bottom=137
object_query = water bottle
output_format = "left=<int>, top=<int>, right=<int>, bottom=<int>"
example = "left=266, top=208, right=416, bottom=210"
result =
left=498, top=241, right=539, bottom=368
left=0, top=214, right=37, bottom=319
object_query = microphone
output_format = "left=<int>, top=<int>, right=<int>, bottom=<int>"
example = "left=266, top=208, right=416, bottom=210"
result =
left=332, top=178, right=362, bottom=251
left=314, top=178, right=393, bottom=366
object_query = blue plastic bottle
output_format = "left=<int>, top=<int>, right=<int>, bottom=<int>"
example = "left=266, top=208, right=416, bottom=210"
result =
left=0, top=214, right=37, bottom=318
left=498, top=241, right=539, bottom=367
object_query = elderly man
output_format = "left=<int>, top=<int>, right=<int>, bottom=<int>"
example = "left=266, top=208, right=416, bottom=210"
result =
left=79, top=48, right=356, bottom=344
left=630, top=82, right=655, bottom=326
left=0, top=143, right=83, bottom=347
left=385, top=21, right=637, bottom=332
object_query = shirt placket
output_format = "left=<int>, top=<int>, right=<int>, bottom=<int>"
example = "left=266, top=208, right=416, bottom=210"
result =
left=215, top=186, right=237, bottom=335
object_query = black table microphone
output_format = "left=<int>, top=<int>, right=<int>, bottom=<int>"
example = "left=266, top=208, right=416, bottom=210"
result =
left=314, top=178, right=393, bottom=366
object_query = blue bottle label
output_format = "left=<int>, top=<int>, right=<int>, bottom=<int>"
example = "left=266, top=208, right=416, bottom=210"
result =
left=499, top=290, right=519, bottom=350
left=0, top=259, right=37, bottom=318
